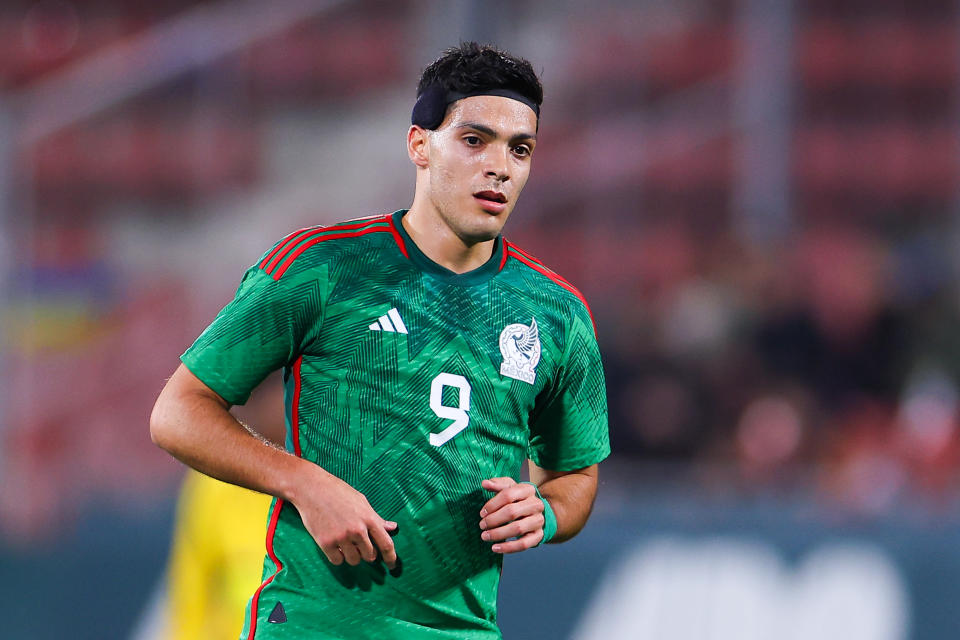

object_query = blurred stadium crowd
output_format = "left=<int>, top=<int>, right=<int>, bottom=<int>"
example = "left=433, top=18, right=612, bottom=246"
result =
left=3, top=0, right=960, bottom=545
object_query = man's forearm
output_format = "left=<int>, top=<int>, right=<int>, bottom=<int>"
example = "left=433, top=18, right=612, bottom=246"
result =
left=151, top=363, right=401, bottom=570
left=150, top=364, right=313, bottom=504
left=529, top=463, right=599, bottom=543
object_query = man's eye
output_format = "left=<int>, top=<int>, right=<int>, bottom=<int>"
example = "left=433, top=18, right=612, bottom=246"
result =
left=464, top=136, right=481, bottom=145
left=513, top=145, right=531, bottom=156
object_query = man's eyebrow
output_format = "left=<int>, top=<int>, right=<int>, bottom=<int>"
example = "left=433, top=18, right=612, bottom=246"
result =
left=456, top=121, right=537, bottom=142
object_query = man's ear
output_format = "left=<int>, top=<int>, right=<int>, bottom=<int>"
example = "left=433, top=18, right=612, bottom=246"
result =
left=407, top=125, right=430, bottom=168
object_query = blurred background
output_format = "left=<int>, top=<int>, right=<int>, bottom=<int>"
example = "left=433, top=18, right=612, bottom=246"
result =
left=2, top=0, right=960, bottom=637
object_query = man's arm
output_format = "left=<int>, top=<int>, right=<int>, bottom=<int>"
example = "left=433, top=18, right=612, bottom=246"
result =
left=528, top=460, right=598, bottom=542
left=478, top=462, right=599, bottom=553
left=150, top=364, right=398, bottom=569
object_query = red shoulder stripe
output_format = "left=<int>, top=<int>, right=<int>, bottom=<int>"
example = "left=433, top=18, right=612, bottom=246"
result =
left=259, top=226, right=320, bottom=270
left=247, top=499, right=284, bottom=639
left=504, top=241, right=546, bottom=267
left=263, top=217, right=392, bottom=274
left=505, top=245, right=581, bottom=293
left=506, top=249, right=597, bottom=334
left=271, top=225, right=391, bottom=280
left=386, top=214, right=409, bottom=259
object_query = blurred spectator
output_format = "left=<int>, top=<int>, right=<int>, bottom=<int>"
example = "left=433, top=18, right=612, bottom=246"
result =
left=753, top=226, right=908, bottom=411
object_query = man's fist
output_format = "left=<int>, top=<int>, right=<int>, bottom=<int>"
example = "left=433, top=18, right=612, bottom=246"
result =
left=478, top=477, right=545, bottom=554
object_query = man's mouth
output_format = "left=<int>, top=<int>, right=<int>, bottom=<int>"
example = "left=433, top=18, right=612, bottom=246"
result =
left=473, top=191, right=508, bottom=206
left=474, top=190, right=507, bottom=203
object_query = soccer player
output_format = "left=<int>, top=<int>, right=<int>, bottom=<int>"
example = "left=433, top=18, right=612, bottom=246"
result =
left=150, top=42, right=609, bottom=639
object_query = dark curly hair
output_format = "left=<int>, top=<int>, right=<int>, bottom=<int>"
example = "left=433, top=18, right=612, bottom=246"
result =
left=416, top=42, right=543, bottom=108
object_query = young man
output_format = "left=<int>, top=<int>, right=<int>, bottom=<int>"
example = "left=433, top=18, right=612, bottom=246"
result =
left=150, top=42, right=609, bottom=639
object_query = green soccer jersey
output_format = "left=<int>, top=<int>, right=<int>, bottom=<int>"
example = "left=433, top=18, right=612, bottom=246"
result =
left=181, top=210, right=609, bottom=640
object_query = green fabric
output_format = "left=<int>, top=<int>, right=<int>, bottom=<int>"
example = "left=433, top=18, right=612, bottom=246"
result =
left=181, top=211, right=609, bottom=639
left=521, top=481, right=558, bottom=545
left=394, top=214, right=506, bottom=286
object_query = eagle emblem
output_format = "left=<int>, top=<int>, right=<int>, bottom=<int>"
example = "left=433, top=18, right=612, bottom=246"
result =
left=499, top=318, right=541, bottom=384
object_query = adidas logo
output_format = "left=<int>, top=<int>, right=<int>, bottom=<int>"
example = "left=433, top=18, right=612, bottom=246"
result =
left=369, top=308, right=408, bottom=334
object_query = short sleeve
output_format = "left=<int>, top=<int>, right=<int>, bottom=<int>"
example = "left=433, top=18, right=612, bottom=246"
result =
left=527, top=306, right=610, bottom=471
left=181, top=254, right=325, bottom=405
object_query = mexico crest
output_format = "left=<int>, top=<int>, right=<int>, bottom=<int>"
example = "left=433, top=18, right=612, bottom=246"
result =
left=499, top=318, right=541, bottom=384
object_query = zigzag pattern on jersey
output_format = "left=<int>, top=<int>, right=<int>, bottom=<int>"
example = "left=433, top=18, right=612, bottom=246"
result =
left=187, top=272, right=326, bottom=406
left=310, top=277, right=523, bottom=487
left=525, top=318, right=608, bottom=471
left=563, top=326, right=608, bottom=427
left=258, top=214, right=408, bottom=280
left=283, top=338, right=515, bottom=592
left=293, top=237, right=419, bottom=484
left=489, top=277, right=565, bottom=375
left=502, top=240, right=597, bottom=334
left=293, top=273, right=529, bottom=585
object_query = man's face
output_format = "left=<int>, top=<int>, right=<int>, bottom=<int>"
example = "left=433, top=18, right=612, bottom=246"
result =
left=423, top=95, right=537, bottom=244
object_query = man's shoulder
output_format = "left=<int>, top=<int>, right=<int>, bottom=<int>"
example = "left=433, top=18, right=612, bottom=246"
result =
left=256, top=213, right=403, bottom=281
left=500, top=240, right=596, bottom=335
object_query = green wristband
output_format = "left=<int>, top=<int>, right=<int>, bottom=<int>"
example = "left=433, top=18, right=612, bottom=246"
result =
left=522, top=481, right=558, bottom=546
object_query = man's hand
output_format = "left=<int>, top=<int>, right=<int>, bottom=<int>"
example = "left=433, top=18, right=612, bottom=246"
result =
left=152, top=365, right=401, bottom=572
left=478, top=477, right=545, bottom=554
left=293, top=468, right=399, bottom=569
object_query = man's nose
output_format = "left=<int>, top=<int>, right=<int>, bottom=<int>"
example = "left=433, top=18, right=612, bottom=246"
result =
left=484, top=146, right=511, bottom=183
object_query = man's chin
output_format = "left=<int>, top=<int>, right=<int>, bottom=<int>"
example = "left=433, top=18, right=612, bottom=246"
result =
left=458, top=227, right=501, bottom=246
left=468, top=207, right=512, bottom=238
left=435, top=202, right=512, bottom=245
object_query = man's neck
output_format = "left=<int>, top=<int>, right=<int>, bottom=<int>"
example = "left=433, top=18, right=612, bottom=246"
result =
left=402, top=205, right=496, bottom=274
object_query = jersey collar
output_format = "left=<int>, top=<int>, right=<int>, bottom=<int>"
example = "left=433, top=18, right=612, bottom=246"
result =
left=392, top=210, right=505, bottom=286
